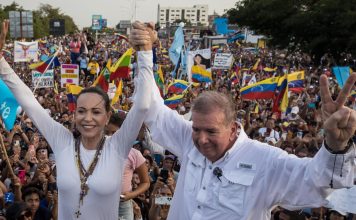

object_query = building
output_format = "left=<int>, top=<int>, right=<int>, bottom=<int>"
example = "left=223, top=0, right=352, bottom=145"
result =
left=157, top=4, right=209, bottom=28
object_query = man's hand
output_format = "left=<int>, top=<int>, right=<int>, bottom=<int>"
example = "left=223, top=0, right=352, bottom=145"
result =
left=320, top=73, right=356, bottom=151
left=0, top=20, right=9, bottom=58
left=130, top=21, right=157, bottom=51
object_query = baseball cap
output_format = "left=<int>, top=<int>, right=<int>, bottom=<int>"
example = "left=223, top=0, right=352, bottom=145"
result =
left=164, top=155, right=176, bottom=161
left=291, top=106, right=299, bottom=114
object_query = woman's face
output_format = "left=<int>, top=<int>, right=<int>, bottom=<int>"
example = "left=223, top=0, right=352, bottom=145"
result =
left=75, top=93, right=110, bottom=140
left=194, top=55, right=202, bottom=64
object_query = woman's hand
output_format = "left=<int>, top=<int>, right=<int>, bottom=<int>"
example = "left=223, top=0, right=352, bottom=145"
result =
left=0, top=20, right=9, bottom=59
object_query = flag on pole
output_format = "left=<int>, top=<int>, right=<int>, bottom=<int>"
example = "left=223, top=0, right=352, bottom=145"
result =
left=240, top=77, right=279, bottom=100
left=288, top=71, right=304, bottom=93
left=167, top=79, right=189, bottom=94
left=110, top=48, right=133, bottom=80
left=93, top=59, right=112, bottom=92
left=272, top=73, right=288, bottom=112
left=169, top=24, right=185, bottom=66
left=0, top=79, right=19, bottom=131
left=164, top=94, right=184, bottom=109
left=66, top=84, right=83, bottom=95
left=332, top=66, right=350, bottom=88
left=66, top=94, right=76, bottom=112
left=29, top=55, right=60, bottom=73
left=111, top=79, right=123, bottom=106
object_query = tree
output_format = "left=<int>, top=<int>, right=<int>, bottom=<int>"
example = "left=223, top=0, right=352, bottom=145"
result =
left=0, top=2, right=24, bottom=20
left=33, top=4, right=78, bottom=38
left=225, top=0, right=356, bottom=63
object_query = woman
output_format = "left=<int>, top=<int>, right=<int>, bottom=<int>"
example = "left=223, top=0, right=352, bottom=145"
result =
left=0, top=20, right=156, bottom=219
left=191, top=54, right=212, bottom=82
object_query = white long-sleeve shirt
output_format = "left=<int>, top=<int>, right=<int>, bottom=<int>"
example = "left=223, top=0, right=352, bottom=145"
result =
left=144, top=58, right=356, bottom=220
left=0, top=51, right=154, bottom=220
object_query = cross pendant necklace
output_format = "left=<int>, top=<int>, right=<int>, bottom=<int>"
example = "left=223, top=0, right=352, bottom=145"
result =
left=74, top=136, right=106, bottom=218
left=75, top=209, right=81, bottom=218
left=79, top=181, right=89, bottom=205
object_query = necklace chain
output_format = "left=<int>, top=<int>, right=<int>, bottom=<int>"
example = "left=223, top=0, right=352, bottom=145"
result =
left=74, top=136, right=106, bottom=218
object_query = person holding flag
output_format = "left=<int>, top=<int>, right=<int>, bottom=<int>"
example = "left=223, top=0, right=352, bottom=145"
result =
left=0, top=19, right=157, bottom=220
left=131, top=21, right=356, bottom=220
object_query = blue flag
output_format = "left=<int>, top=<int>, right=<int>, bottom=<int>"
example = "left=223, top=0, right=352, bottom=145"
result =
left=332, top=66, right=350, bottom=88
left=169, top=25, right=184, bottom=66
left=0, top=79, right=19, bottom=131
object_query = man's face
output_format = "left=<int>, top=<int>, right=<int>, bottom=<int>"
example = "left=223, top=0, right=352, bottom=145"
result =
left=192, top=108, right=237, bottom=162
left=162, top=159, right=174, bottom=171
left=266, top=119, right=274, bottom=129
left=25, top=193, right=40, bottom=214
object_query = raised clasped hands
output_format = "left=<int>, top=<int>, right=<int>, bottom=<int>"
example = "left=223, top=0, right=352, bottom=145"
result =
left=129, top=21, right=157, bottom=51
left=0, top=19, right=9, bottom=59
left=320, top=73, right=356, bottom=151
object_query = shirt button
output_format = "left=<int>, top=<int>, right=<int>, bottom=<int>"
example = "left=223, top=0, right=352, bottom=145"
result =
left=198, top=205, right=201, bottom=209
left=202, top=186, right=206, bottom=190
left=209, top=165, right=212, bottom=170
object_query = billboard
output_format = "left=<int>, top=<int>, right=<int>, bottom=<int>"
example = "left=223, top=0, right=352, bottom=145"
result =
left=49, top=19, right=65, bottom=36
left=9, top=11, right=34, bottom=38
left=92, top=15, right=102, bottom=30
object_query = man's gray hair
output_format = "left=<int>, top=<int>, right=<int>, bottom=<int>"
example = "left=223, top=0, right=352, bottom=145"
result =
left=191, top=91, right=237, bottom=125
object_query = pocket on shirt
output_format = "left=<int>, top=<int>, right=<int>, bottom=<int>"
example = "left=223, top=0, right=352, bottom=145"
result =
left=183, top=163, right=200, bottom=193
left=218, top=169, right=255, bottom=214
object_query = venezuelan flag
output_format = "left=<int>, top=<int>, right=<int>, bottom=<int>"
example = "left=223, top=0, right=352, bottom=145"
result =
left=110, top=48, right=133, bottom=80
left=240, top=77, right=278, bottom=100
left=288, top=71, right=304, bottom=93
left=191, top=65, right=212, bottom=83
left=164, top=94, right=184, bottom=109
left=272, top=74, right=288, bottom=112
left=67, top=93, right=77, bottom=112
left=167, top=79, right=189, bottom=94
left=29, top=55, right=60, bottom=73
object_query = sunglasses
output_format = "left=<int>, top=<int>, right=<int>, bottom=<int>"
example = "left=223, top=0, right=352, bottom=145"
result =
left=18, top=210, right=32, bottom=220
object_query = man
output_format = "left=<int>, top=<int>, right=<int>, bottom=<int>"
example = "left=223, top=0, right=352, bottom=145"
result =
left=258, top=118, right=280, bottom=141
left=22, top=187, right=52, bottom=220
left=130, top=22, right=356, bottom=219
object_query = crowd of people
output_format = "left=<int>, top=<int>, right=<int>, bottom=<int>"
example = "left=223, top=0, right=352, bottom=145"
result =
left=0, top=18, right=354, bottom=220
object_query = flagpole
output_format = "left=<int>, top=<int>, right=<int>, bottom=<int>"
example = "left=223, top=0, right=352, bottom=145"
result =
left=32, top=50, right=59, bottom=94
left=0, top=133, right=15, bottom=179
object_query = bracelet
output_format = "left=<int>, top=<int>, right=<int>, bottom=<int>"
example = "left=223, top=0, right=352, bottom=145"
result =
left=324, top=140, right=353, bottom=154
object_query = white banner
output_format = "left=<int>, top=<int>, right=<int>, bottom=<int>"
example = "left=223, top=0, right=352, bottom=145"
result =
left=187, top=48, right=211, bottom=82
left=213, top=53, right=233, bottom=69
left=326, top=185, right=356, bottom=214
left=14, top=41, right=38, bottom=62
left=32, top=70, right=54, bottom=88
left=60, top=64, right=79, bottom=87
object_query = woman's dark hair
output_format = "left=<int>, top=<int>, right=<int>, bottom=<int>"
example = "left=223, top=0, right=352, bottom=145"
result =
left=76, top=86, right=111, bottom=112
left=194, top=54, right=211, bottom=69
